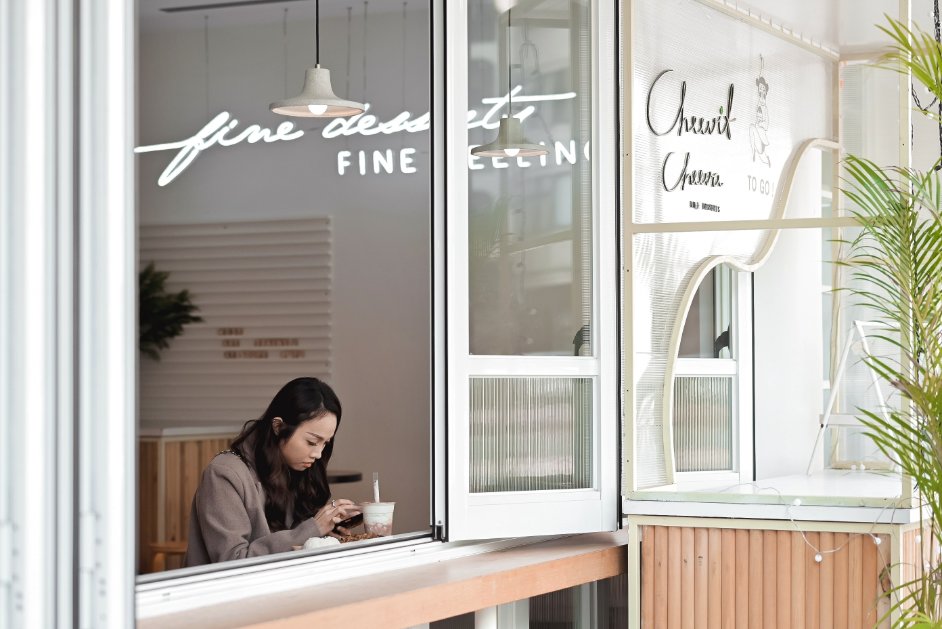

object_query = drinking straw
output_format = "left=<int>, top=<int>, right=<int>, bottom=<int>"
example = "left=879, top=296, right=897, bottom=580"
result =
left=372, top=472, right=380, bottom=503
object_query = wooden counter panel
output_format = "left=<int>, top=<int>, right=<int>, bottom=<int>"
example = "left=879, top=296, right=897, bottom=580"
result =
left=640, top=525, right=890, bottom=629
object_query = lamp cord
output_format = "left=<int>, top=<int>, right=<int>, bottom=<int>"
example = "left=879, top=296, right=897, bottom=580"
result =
left=507, top=7, right=512, bottom=119
left=203, top=14, right=210, bottom=119
left=283, top=8, right=289, bottom=97
left=345, top=7, right=352, bottom=99
left=363, top=1, right=369, bottom=103
left=315, top=0, right=320, bottom=66
left=401, top=2, right=408, bottom=111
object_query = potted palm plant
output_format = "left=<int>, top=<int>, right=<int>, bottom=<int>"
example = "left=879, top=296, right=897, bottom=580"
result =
left=139, top=261, right=203, bottom=360
left=841, top=16, right=942, bottom=627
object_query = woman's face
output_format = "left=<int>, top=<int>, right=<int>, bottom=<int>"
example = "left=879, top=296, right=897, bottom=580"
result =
left=276, top=413, right=338, bottom=471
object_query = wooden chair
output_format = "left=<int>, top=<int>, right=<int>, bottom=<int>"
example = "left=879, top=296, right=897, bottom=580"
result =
left=149, top=541, right=188, bottom=573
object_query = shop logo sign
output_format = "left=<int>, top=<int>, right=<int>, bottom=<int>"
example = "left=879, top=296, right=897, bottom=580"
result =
left=645, top=69, right=735, bottom=193
left=644, top=57, right=777, bottom=215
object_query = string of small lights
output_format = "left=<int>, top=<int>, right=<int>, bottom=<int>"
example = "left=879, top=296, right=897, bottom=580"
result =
left=703, top=471, right=935, bottom=611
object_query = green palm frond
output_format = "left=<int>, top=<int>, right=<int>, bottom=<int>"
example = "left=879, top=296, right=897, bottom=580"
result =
left=877, top=16, right=942, bottom=119
left=842, top=159, right=942, bottom=628
left=839, top=18, right=942, bottom=624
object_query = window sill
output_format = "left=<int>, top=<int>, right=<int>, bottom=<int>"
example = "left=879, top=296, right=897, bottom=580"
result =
left=625, top=470, right=918, bottom=523
left=137, top=531, right=628, bottom=628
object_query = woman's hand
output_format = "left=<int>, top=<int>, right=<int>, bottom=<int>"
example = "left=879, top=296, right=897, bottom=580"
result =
left=312, top=498, right=360, bottom=536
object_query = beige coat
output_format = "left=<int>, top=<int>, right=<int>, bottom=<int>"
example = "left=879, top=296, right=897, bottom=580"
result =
left=184, top=452, right=320, bottom=567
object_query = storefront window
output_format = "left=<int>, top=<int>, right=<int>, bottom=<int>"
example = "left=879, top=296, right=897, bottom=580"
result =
left=135, top=0, right=432, bottom=577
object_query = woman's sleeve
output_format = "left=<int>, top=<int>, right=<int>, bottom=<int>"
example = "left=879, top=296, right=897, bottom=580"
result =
left=193, top=463, right=320, bottom=562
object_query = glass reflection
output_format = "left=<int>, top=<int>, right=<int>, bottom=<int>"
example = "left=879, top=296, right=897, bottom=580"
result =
left=136, top=0, right=432, bottom=577
left=678, top=265, right=734, bottom=359
left=468, top=0, right=594, bottom=356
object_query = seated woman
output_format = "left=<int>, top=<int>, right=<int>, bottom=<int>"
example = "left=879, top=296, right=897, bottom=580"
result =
left=185, top=377, right=360, bottom=566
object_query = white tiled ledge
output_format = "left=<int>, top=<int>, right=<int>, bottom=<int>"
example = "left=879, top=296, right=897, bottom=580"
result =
left=624, top=498, right=921, bottom=525
left=625, top=470, right=920, bottom=524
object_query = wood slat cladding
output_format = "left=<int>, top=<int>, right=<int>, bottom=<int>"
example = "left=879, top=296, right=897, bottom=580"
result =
left=165, top=438, right=232, bottom=544
left=138, top=440, right=159, bottom=573
left=139, top=218, right=332, bottom=429
left=640, top=525, right=890, bottom=629
left=900, top=525, right=941, bottom=607
left=138, top=436, right=233, bottom=573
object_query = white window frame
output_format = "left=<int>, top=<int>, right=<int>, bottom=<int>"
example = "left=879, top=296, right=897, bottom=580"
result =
left=2, top=0, right=138, bottom=626
left=5, top=0, right=622, bottom=624
left=2, top=1, right=79, bottom=626
left=135, top=0, right=449, bottom=600
left=671, top=270, right=754, bottom=490
left=444, top=0, right=620, bottom=540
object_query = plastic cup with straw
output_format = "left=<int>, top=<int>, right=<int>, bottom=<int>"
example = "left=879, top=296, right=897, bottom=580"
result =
left=362, top=472, right=395, bottom=536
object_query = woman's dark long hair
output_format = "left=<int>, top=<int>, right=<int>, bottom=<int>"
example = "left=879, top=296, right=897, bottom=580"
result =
left=230, top=377, right=342, bottom=531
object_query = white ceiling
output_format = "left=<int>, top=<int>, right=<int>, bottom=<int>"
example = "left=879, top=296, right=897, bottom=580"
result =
left=139, top=0, right=929, bottom=51
left=139, top=0, right=429, bottom=31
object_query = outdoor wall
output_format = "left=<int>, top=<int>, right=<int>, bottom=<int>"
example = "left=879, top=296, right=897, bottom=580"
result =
left=629, top=0, right=833, bottom=489
left=753, top=153, right=825, bottom=479
left=137, top=7, right=431, bottom=534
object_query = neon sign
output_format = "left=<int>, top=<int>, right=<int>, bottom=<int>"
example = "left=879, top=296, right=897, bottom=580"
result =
left=134, top=112, right=304, bottom=187
left=134, top=88, right=580, bottom=186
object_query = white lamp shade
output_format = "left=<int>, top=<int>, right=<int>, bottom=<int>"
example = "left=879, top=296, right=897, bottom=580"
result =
left=470, top=116, right=548, bottom=157
left=270, top=66, right=365, bottom=118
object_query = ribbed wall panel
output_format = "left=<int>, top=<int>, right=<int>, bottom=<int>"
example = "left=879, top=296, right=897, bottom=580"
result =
left=469, top=377, right=593, bottom=493
left=629, top=0, right=832, bottom=489
left=673, top=377, right=733, bottom=472
left=139, top=218, right=331, bottom=427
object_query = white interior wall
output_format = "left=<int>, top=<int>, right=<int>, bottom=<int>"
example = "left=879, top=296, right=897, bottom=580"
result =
left=753, top=151, right=825, bottom=479
left=138, top=8, right=432, bottom=533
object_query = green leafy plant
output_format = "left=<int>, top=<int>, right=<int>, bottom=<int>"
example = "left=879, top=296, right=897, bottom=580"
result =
left=139, top=262, right=203, bottom=360
left=840, top=16, right=942, bottom=628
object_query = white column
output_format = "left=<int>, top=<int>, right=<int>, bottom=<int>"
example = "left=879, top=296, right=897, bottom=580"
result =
left=474, top=599, right=529, bottom=629
left=1, top=0, right=73, bottom=626
left=573, top=581, right=599, bottom=628
left=76, top=0, right=136, bottom=627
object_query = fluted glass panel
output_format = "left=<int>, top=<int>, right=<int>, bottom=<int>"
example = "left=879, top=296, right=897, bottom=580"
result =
left=673, top=376, right=733, bottom=472
left=470, top=377, right=593, bottom=492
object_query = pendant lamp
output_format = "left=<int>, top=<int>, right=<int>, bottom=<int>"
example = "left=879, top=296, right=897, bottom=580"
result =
left=471, top=6, right=548, bottom=158
left=270, top=0, right=365, bottom=118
